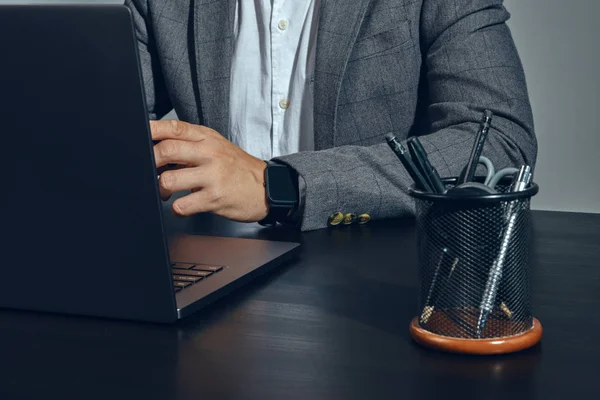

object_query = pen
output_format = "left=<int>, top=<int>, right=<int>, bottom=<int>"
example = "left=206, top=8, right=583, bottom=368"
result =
left=407, top=137, right=446, bottom=194
left=497, top=165, right=532, bottom=319
left=420, top=248, right=460, bottom=324
left=420, top=248, right=448, bottom=324
left=459, top=110, right=493, bottom=185
left=510, top=165, right=532, bottom=192
left=406, top=138, right=434, bottom=191
left=476, top=165, right=532, bottom=337
left=385, top=134, right=433, bottom=192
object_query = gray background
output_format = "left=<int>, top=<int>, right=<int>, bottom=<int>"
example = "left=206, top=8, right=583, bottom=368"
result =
left=2, top=0, right=598, bottom=213
left=504, top=0, right=599, bottom=214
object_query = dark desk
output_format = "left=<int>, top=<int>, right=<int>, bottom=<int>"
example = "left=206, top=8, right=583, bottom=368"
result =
left=1, top=210, right=599, bottom=399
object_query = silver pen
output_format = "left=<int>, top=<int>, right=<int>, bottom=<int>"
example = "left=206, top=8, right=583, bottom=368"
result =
left=510, top=165, right=532, bottom=192
left=476, top=165, right=532, bottom=337
left=420, top=248, right=460, bottom=324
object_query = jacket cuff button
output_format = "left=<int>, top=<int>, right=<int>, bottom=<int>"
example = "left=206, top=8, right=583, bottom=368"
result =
left=358, top=213, right=371, bottom=224
left=343, top=213, right=357, bottom=225
left=328, top=212, right=344, bottom=226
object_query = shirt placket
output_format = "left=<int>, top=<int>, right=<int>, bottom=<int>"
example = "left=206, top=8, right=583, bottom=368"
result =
left=270, top=0, right=290, bottom=159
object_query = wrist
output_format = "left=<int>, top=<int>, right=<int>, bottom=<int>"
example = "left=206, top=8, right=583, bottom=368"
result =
left=256, top=160, right=269, bottom=221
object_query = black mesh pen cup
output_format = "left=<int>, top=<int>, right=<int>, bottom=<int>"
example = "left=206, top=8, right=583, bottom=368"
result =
left=408, top=177, right=543, bottom=355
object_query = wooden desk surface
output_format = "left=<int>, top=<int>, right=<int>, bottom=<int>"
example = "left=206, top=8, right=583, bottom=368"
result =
left=1, top=210, right=598, bottom=399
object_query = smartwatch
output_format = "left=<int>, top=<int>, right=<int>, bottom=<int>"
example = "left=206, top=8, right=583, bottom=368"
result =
left=259, top=161, right=299, bottom=226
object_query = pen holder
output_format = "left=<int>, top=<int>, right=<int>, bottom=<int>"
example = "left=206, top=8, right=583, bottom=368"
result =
left=408, top=177, right=542, bottom=355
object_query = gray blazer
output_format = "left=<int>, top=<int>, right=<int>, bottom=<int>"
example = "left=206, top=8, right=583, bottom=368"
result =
left=126, top=0, right=537, bottom=231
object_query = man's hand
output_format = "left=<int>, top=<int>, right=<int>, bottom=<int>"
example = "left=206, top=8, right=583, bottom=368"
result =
left=150, top=120, right=269, bottom=223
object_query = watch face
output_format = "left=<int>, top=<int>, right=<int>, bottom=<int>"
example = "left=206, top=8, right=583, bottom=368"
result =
left=268, top=166, right=297, bottom=203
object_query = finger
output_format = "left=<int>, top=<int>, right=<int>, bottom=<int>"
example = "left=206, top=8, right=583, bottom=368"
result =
left=158, top=182, right=172, bottom=201
left=156, top=173, right=173, bottom=200
left=159, top=167, right=207, bottom=194
left=150, top=120, right=209, bottom=142
left=154, top=139, right=202, bottom=168
left=157, top=163, right=183, bottom=176
left=172, top=190, right=214, bottom=217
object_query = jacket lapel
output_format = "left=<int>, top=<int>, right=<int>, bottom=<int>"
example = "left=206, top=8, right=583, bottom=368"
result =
left=313, top=0, right=371, bottom=149
left=193, top=0, right=236, bottom=137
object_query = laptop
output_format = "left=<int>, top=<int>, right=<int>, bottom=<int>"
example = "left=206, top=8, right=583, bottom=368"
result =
left=0, top=4, right=300, bottom=323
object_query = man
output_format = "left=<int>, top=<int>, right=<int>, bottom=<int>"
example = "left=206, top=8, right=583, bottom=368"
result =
left=125, top=0, right=537, bottom=231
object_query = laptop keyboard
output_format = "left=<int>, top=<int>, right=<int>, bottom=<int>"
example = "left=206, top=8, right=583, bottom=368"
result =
left=171, top=262, right=224, bottom=292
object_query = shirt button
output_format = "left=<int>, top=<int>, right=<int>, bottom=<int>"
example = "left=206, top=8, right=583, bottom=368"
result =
left=278, top=19, right=289, bottom=31
left=279, top=99, right=290, bottom=109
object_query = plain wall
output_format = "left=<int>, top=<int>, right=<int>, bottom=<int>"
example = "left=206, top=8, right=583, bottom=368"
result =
left=505, top=0, right=600, bottom=213
left=3, top=0, right=598, bottom=213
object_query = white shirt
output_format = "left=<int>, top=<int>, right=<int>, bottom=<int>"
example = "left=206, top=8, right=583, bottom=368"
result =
left=229, top=0, right=320, bottom=160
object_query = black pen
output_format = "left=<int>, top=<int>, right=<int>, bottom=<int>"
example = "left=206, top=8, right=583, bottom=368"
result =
left=385, top=134, right=433, bottom=192
left=407, top=137, right=446, bottom=194
left=459, top=110, right=493, bottom=185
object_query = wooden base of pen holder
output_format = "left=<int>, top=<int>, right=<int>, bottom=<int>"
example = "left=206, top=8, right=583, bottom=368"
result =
left=409, top=316, right=543, bottom=355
